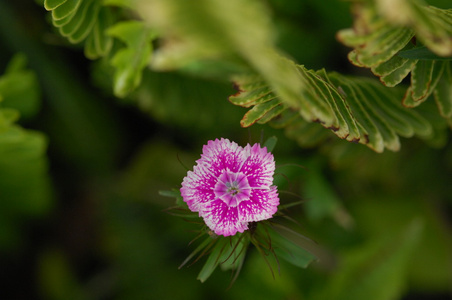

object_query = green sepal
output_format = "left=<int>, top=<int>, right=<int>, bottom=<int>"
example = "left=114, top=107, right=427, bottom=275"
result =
left=197, top=235, right=248, bottom=282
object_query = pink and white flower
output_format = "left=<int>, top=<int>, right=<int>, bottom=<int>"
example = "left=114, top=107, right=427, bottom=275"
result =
left=181, top=138, right=279, bottom=236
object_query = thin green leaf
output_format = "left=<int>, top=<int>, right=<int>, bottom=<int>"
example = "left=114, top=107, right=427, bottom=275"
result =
left=269, top=224, right=317, bottom=268
left=158, top=189, right=180, bottom=198
left=303, top=162, right=345, bottom=224
left=263, top=136, right=278, bottom=152
left=163, top=207, right=198, bottom=218
left=197, top=238, right=228, bottom=282
left=179, top=236, right=212, bottom=270
left=219, top=235, right=248, bottom=271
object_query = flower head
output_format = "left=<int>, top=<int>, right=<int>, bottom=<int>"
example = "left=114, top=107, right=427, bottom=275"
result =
left=181, top=138, right=279, bottom=236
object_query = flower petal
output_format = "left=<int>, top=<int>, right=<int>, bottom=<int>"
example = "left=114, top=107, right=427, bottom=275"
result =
left=240, top=143, right=275, bottom=188
left=238, top=187, right=279, bottom=222
left=199, top=138, right=246, bottom=176
left=201, top=199, right=248, bottom=236
left=180, top=165, right=217, bottom=211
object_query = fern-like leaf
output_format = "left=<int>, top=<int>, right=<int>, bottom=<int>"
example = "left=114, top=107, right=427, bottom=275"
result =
left=230, top=66, right=434, bottom=153
left=337, top=0, right=452, bottom=124
left=84, top=7, right=114, bottom=59
left=44, top=0, right=114, bottom=57
left=43, top=0, right=156, bottom=96
left=434, top=61, right=452, bottom=120
left=44, top=0, right=68, bottom=11
left=136, top=0, right=306, bottom=111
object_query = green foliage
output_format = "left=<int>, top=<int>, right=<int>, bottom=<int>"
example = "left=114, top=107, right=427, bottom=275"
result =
left=350, top=193, right=452, bottom=292
left=196, top=235, right=246, bottom=283
left=399, top=45, right=452, bottom=60
left=41, top=0, right=452, bottom=152
left=161, top=187, right=318, bottom=283
left=0, top=54, right=41, bottom=120
left=115, top=69, right=244, bottom=139
left=43, top=0, right=152, bottom=96
left=83, top=7, right=114, bottom=59
left=263, top=136, right=278, bottom=152
left=230, top=67, right=439, bottom=152
left=435, top=63, right=452, bottom=119
left=302, top=160, right=348, bottom=225
left=136, top=0, right=306, bottom=111
left=315, top=220, right=423, bottom=300
left=269, top=224, right=318, bottom=268
left=1, top=0, right=451, bottom=299
left=338, top=0, right=452, bottom=124
left=132, top=0, right=452, bottom=153
left=0, top=55, right=52, bottom=251
left=38, top=249, right=87, bottom=300
left=107, top=21, right=156, bottom=97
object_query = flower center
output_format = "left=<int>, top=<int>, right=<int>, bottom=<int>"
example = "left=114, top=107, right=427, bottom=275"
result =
left=214, top=171, right=251, bottom=207
left=228, top=186, right=240, bottom=196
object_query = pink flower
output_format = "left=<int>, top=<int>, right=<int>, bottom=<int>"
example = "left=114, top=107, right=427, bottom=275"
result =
left=181, top=138, right=279, bottom=236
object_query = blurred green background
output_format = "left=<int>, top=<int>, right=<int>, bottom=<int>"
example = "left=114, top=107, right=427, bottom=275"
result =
left=0, top=0, right=451, bottom=299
